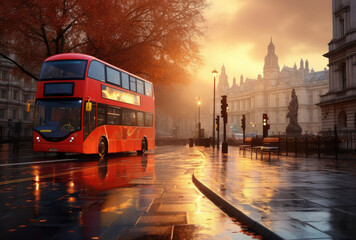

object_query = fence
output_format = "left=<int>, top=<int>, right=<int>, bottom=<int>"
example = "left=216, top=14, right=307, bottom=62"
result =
left=251, top=133, right=356, bottom=160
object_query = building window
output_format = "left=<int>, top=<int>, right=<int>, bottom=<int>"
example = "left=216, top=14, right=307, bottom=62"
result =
left=12, top=109, right=18, bottom=120
left=308, top=93, right=313, bottom=104
left=285, top=93, right=289, bottom=106
left=339, top=17, right=344, bottom=37
left=341, top=63, right=346, bottom=90
left=338, top=111, right=347, bottom=128
left=13, top=90, right=18, bottom=100
left=23, top=110, right=29, bottom=121
left=0, top=109, right=5, bottom=118
left=1, top=89, right=7, bottom=98
left=309, top=109, right=313, bottom=122
left=1, top=70, right=8, bottom=80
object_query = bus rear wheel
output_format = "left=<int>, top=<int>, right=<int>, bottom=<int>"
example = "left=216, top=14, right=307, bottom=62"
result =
left=137, top=138, right=147, bottom=155
left=98, top=137, right=108, bottom=158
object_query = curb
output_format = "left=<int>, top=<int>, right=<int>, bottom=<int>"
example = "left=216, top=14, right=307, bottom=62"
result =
left=192, top=173, right=284, bottom=240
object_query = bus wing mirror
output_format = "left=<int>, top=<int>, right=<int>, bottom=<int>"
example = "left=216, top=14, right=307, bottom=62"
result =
left=86, top=102, right=92, bottom=112
left=26, top=100, right=34, bottom=112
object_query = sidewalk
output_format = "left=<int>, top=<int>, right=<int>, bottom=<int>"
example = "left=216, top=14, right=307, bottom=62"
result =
left=193, top=146, right=356, bottom=240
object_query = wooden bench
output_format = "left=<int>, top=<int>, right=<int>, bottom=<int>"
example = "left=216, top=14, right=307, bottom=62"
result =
left=260, top=137, right=279, bottom=161
left=250, top=145, right=262, bottom=159
left=239, top=137, right=252, bottom=157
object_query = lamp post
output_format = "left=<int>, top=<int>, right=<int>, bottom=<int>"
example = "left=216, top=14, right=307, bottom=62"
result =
left=197, top=97, right=201, bottom=139
left=212, top=69, right=218, bottom=148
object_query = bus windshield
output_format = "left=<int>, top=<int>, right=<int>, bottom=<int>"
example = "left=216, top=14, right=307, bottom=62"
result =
left=40, top=60, right=87, bottom=80
left=34, top=99, right=82, bottom=140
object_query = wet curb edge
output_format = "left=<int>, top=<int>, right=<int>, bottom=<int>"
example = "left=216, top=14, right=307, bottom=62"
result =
left=192, top=173, right=284, bottom=240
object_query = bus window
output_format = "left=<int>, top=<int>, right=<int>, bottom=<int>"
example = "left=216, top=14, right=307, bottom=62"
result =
left=107, top=67, right=121, bottom=86
left=122, top=108, right=136, bottom=126
left=121, top=72, right=129, bottom=89
left=34, top=99, right=82, bottom=139
left=129, top=76, right=136, bottom=92
left=88, top=61, right=105, bottom=82
left=137, top=111, right=144, bottom=126
left=137, top=80, right=144, bottom=95
left=107, top=107, right=121, bottom=125
left=145, top=112, right=153, bottom=127
left=40, top=60, right=87, bottom=80
left=98, top=104, right=106, bottom=125
left=145, top=82, right=152, bottom=97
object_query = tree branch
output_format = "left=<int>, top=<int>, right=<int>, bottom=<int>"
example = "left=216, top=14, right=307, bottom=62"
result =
left=0, top=53, right=39, bottom=80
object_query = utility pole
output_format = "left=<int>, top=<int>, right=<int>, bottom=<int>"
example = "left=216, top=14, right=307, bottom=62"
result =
left=216, top=115, right=220, bottom=149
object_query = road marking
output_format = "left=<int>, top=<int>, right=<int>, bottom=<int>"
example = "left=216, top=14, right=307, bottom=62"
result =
left=0, top=158, right=79, bottom=167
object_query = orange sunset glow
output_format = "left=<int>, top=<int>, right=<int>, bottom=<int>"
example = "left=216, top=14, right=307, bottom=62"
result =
left=196, top=0, right=332, bottom=84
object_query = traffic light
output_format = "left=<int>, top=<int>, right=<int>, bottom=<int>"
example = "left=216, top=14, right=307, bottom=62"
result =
left=215, top=115, right=220, bottom=131
left=241, top=114, right=246, bottom=130
left=221, top=95, right=228, bottom=123
left=263, top=113, right=270, bottom=137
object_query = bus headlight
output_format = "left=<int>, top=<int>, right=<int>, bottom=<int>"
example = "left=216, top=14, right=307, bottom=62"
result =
left=36, top=136, right=40, bottom=142
left=70, top=136, right=75, bottom=143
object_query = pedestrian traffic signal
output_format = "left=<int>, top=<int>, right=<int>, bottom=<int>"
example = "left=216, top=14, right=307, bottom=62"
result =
left=241, top=114, right=246, bottom=130
left=215, top=115, right=220, bottom=131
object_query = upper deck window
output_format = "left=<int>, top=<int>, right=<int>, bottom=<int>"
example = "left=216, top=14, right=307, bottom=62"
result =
left=122, top=72, right=129, bottom=89
left=107, top=67, right=121, bottom=86
left=88, top=60, right=105, bottom=82
left=129, top=76, right=136, bottom=92
left=40, top=60, right=87, bottom=80
left=145, top=82, right=153, bottom=97
left=137, top=80, right=144, bottom=95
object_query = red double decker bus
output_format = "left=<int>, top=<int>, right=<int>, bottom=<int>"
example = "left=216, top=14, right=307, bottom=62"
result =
left=31, top=53, right=154, bottom=157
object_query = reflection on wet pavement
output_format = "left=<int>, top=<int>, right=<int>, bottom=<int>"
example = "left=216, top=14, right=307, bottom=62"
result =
left=196, top=146, right=356, bottom=240
left=0, top=145, right=259, bottom=240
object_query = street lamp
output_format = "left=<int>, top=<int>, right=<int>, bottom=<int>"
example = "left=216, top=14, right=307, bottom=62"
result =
left=212, top=69, right=218, bottom=148
left=197, top=97, right=201, bottom=139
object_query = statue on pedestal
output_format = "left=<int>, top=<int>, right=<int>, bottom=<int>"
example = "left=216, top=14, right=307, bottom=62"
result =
left=286, top=89, right=302, bottom=136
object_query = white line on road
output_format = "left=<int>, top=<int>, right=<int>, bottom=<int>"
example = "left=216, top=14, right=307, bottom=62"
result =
left=0, top=158, right=80, bottom=167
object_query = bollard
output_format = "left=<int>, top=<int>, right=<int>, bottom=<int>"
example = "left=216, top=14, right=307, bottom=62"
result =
left=205, top=138, right=210, bottom=147
left=305, top=135, right=308, bottom=158
left=317, top=135, right=321, bottom=158
left=189, top=138, right=193, bottom=147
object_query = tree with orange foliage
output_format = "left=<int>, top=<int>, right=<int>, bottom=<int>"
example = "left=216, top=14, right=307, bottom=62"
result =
left=0, top=0, right=208, bottom=84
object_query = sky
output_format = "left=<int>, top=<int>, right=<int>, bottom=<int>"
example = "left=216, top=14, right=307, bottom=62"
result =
left=195, top=0, right=332, bottom=85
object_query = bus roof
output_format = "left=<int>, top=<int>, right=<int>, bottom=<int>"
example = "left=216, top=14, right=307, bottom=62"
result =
left=44, top=53, right=152, bottom=84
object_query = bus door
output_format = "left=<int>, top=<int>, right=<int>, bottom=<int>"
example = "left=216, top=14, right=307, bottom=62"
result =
left=83, top=101, right=96, bottom=140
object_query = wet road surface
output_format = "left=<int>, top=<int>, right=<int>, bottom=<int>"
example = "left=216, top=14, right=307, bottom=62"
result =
left=195, top=146, right=356, bottom=240
left=0, top=143, right=260, bottom=240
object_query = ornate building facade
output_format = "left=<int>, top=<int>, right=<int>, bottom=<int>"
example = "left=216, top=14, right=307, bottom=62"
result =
left=0, top=55, right=37, bottom=140
left=216, top=40, right=329, bottom=136
left=319, top=0, right=356, bottom=134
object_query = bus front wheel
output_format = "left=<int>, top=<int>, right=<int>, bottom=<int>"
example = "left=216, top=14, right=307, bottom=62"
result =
left=98, top=137, right=108, bottom=158
left=137, top=138, right=147, bottom=155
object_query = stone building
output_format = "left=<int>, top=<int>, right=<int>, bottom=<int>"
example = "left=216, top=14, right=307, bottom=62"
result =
left=0, top=55, right=37, bottom=141
left=216, top=39, right=329, bottom=136
left=319, top=0, right=356, bottom=134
